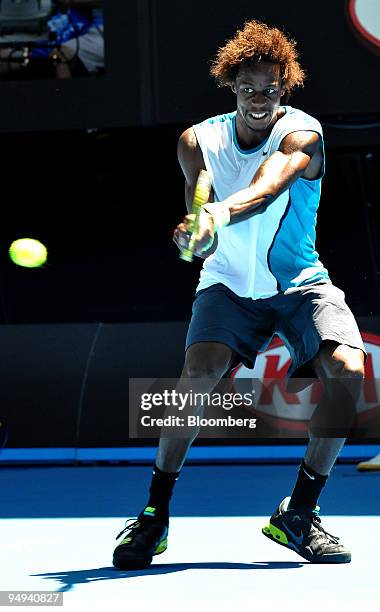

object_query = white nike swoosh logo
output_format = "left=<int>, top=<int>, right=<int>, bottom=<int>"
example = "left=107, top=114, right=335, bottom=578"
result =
left=303, top=469, right=316, bottom=480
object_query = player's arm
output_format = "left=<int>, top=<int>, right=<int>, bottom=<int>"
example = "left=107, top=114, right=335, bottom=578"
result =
left=205, top=131, right=322, bottom=229
left=174, top=127, right=218, bottom=258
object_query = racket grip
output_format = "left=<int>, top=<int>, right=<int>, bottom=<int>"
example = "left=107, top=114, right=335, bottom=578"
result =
left=180, top=240, right=196, bottom=262
left=179, top=170, right=212, bottom=263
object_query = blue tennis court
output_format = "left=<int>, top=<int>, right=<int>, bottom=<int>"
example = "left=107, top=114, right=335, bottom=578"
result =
left=0, top=459, right=379, bottom=611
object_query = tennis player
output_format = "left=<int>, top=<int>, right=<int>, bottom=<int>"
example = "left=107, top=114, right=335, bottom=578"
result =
left=113, top=20, right=366, bottom=569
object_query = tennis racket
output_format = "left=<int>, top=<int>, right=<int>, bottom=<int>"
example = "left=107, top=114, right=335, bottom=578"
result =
left=180, top=169, right=212, bottom=262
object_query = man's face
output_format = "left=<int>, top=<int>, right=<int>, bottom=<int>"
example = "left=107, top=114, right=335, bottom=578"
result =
left=232, top=61, right=284, bottom=132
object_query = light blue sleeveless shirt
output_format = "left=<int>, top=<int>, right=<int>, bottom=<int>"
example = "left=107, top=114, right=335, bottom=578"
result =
left=193, top=106, right=330, bottom=299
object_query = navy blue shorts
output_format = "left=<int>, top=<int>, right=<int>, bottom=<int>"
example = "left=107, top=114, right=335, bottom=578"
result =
left=185, top=282, right=365, bottom=384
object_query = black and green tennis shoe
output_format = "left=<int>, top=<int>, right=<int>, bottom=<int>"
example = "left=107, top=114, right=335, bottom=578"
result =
left=113, top=506, right=168, bottom=570
left=262, top=497, right=351, bottom=564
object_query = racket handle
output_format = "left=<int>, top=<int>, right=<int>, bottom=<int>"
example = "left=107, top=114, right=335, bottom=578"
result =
left=180, top=237, right=197, bottom=262
left=179, top=170, right=212, bottom=263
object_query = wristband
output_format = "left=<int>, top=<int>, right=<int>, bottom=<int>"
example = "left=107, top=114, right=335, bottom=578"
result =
left=203, top=202, right=230, bottom=232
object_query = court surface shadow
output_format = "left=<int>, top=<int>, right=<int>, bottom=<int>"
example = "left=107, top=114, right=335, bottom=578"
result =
left=33, top=561, right=304, bottom=592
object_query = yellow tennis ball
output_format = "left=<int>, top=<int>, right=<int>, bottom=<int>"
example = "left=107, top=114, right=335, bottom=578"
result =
left=9, top=238, right=47, bottom=268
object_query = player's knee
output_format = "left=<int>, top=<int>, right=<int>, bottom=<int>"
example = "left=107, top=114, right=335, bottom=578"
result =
left=335, top=354, right=365, bottom=383
left=183, top=343, right=232, bottom=380
left=326, top=354, right=364, bottom=406
left=182, top=358, right=226, bottom=379
left=322, top=345, right=364, bottom=379
left=341, top=361, right=365, bottom=381
left=182, top=352, right=228, bottom=379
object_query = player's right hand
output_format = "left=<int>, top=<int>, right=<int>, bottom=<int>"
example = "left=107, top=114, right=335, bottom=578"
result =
left=173, top=210, right=215, bottom=255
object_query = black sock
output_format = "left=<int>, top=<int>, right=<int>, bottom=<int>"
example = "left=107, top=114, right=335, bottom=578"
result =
left=142, top=464, right=180, bottom=525
left=288, top=460, right=328, bottom=511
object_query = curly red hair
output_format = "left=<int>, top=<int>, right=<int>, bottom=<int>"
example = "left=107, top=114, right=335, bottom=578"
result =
left=211, top=20, right=305, bottom=95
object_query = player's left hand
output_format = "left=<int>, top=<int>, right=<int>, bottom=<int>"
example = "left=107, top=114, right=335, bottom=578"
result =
left=173, top=210, right=215, bottom=255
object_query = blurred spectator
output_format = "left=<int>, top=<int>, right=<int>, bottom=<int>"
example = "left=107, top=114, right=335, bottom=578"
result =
left=52, top=0, right=104, bottom=78
left=0, top=0, right=104, bottom=79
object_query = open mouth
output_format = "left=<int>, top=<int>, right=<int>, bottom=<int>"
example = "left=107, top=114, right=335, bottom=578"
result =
left=249, top=112, right=269, bottom=120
